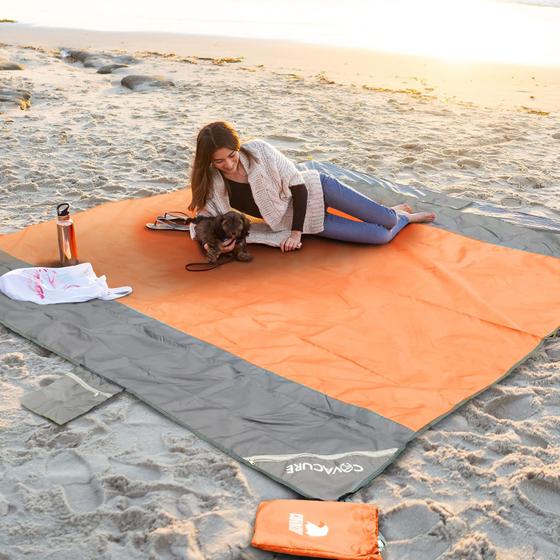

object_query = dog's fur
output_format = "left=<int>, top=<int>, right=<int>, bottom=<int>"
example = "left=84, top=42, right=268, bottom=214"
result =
left=195, top=211, right=253, bottom=263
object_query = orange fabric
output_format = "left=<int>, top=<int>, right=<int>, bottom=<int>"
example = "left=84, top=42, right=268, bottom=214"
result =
left=327, top=207, right=362, bottom=222
left=251, top=500, right=380, bottom=559
left=1, top=189, right=559, bottom=432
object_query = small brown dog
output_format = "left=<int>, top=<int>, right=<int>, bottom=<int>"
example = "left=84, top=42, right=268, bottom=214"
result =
left=195, top=211, right=253, bottom=263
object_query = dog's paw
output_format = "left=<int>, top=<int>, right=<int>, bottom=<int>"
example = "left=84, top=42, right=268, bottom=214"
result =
left=235, top=252, right=253, bottom=262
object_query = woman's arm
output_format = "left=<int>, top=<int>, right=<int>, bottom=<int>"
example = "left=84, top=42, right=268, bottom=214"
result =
left=278, top=184, right=307, bottom=252
left=246, top=224, right=292, bottom=247
left=254, top=140, right=308, bottom=252
left=289, top=184, right=308, bottom=231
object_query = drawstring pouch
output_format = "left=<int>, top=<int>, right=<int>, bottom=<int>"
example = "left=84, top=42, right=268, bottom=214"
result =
left=251, top=500, right=383, bottom=560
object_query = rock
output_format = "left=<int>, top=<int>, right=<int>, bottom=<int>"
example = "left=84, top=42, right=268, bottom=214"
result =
left=0, top=88, right=31, bottom=110
left=84, top=59, right=103, bottom=68
left=61, top=49, right=105, bottom=69
left=114, top=55, right=138, bottom=65
left=62, top=49, right=94, bottom=64
left=97, top=64, right=128, bottom=75
left=121, top=75, right=175, bottom=91
left=61, top=49, right=138, bottom=70
left=0, top=59, right=24, bottom=70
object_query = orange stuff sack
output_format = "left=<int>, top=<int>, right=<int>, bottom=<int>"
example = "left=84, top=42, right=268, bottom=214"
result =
left=251, top=500, right=381, bottom=560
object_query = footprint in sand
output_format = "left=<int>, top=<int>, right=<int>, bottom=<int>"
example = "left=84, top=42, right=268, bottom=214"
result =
left=109, top=458, right=161, bottom=481
left=515, top=430, right=549, bottom=449
left=501, top=196, right=523, bottom=207
left=518, top=476, right=560, bottom=516
left=151, top=531, right=189, bottom=560
left=0, top=352, right=26, bottom=369
left=195, top=512, right=250, bottom=559
left=456, top=158, right=482, bottom=169
left=400, top=142, right=425, bottom=152
left=484, top=394, right=536, bottom=421
left=381, top=502, right=440, bottom=541
left=544, top=339, right=560, bottom=361
left=263, top=134, right=305, bottom=150
left=47, top=431, right=84, bottom=449
left=495, top=460, right=519, bottom=477
left=46, top=450, right=103, bottom=513
left=399, top=156, right=417, bottom=164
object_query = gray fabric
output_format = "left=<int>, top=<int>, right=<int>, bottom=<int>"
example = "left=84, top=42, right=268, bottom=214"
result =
left=21, top=368, right=123, bottom=425
left=246, top=451, right=401, bottom=499
left=2, top=165, right=559, bottom=499
left=0, top=250, right=413, bottom=500
left=303, top=161, right=560, bottom=257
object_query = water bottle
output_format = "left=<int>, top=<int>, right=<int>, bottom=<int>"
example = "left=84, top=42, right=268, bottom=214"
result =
left=56, top=203, right=79, bottom=266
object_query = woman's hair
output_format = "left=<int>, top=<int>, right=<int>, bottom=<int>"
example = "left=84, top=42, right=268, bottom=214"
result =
left=188, top=121, right=256, bottom=211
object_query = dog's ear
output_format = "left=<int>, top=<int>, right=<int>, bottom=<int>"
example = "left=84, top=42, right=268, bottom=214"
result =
left=214, top=215, right=227, bottom=238
left=241, top=214, right=251, bottom=238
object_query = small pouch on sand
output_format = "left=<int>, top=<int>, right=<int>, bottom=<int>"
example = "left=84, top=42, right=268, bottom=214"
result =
left=251, top=499, right=382, bottom=560
left=21, top=369, right=123, bottom=425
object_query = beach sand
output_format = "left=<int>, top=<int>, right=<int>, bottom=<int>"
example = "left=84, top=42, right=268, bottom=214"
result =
left=1, top=24, right=559, bottom=559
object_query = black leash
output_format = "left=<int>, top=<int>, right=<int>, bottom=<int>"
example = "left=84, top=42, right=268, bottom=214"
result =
left=185, top=253, right=235, bottom=272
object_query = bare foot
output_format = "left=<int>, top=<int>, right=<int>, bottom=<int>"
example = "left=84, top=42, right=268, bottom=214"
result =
left=392, top=203, right=413, bottom=213
left=407, top=211, right=436, bottom=224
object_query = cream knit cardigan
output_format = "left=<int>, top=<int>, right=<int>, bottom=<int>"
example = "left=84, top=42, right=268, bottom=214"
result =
left=191, top=139, right=325, bottom=247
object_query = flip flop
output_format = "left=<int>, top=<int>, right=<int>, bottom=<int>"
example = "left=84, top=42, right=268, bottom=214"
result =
left=145, top=219, right=190, bottom=231
left=156, top=211, right=191, bottom=226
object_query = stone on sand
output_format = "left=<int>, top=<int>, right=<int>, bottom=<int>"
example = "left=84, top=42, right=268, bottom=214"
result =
left=0, top=59, right=24, bottom=70
left=62, top=49, right=137, bottom=70
left=97, top=64, right=128, bottom=75
left=62, top=49, right=102, bottom=67
left=121, top=75, right=175, bottom=91
left=114, top=55, right=138, bottom=65
left=0, top=88, right=31, bottom=110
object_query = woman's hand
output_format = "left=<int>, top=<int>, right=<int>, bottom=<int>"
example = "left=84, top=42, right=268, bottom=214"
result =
left=204, top=238, right=236, bottom=254
left=280, top=231, right=302, bottom=253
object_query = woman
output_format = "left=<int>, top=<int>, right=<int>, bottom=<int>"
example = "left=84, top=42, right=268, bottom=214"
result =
left=188, top=121, right=435, bottom=253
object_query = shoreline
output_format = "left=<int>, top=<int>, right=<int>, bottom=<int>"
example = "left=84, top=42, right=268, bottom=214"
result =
left=2, top=23, right=560, bottom=112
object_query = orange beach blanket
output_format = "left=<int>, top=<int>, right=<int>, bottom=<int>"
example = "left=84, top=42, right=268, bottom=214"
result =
left=1, top=189, right=558, bottom=433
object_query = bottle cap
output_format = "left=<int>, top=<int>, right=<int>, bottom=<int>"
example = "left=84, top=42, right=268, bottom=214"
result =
left=57, top=203, right=70, bottom=217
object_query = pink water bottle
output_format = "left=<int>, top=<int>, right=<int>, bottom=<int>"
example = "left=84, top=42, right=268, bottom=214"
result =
left=56, top=203, right=79, bottom=266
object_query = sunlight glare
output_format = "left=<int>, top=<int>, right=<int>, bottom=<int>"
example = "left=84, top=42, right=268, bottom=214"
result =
left=3, top=0, right=560, bottom=65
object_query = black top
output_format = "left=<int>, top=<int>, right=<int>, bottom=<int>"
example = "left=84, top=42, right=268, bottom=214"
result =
left=225, top=179, right=308, bottom=232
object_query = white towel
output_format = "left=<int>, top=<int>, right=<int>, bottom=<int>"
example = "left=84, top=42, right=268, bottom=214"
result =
left=0, top=263, right=132, bottom=305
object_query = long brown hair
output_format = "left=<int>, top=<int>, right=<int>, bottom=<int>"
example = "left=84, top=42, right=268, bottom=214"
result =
left=188, top=121, right=256, bottom=211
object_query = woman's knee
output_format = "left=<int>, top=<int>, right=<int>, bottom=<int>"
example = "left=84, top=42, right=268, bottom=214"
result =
left=386, top=209, right=398, bottom=229
left=364, top=227, right=393, bottom=245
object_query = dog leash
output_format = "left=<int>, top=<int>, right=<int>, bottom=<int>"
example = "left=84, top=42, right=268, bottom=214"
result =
left=185, top=253, right=235, bottom=272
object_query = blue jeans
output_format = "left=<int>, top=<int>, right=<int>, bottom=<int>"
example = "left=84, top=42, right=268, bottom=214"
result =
left=316, top=173, right=409, bottom=244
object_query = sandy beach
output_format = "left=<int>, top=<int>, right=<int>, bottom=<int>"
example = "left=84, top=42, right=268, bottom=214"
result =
left=1, top=23, right=560, bottom=560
